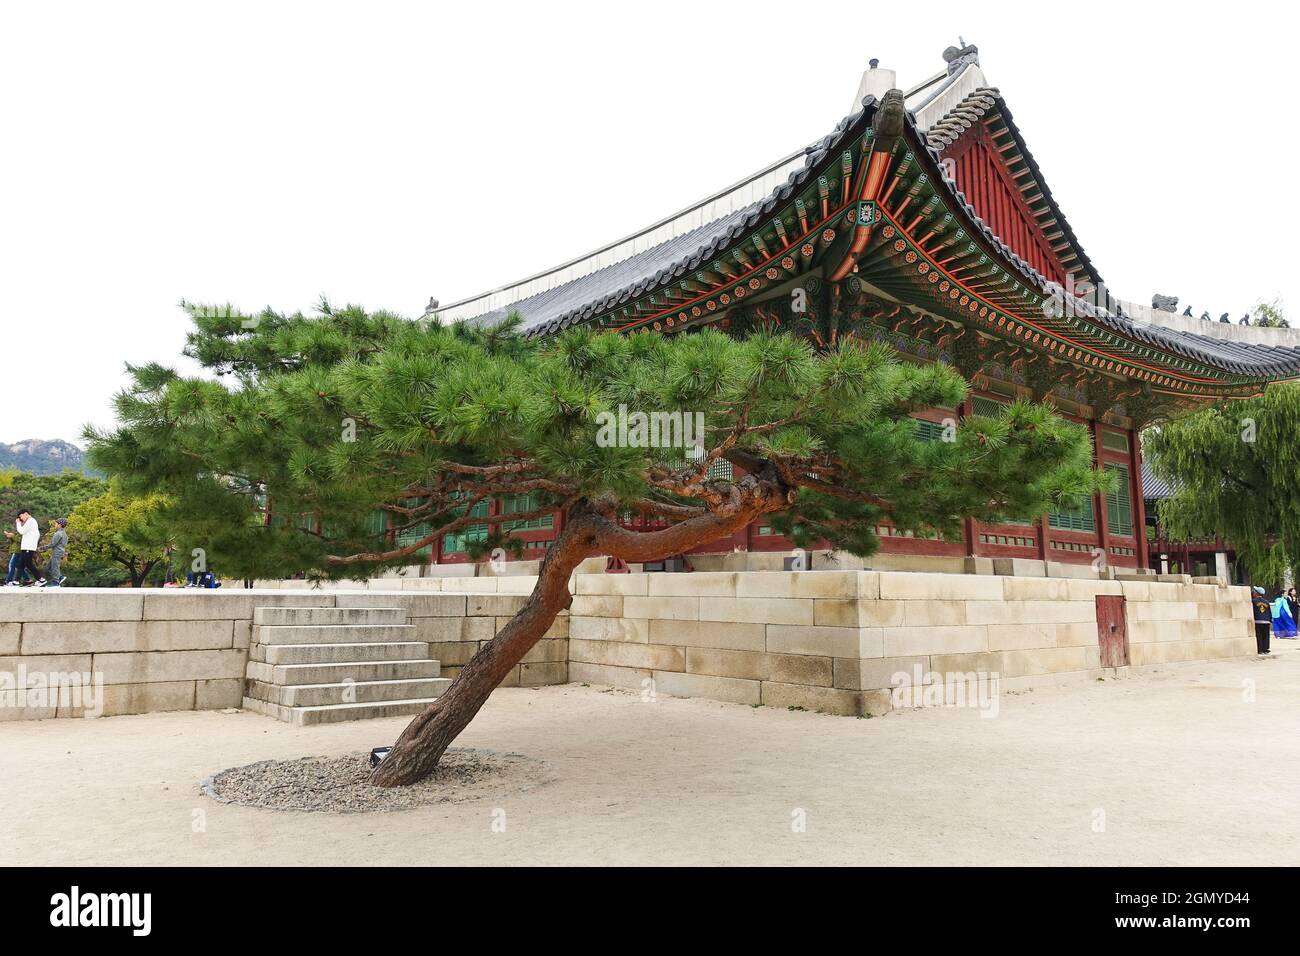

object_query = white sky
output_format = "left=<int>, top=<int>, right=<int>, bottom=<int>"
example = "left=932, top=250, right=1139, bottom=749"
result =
left=2, top=0, right=1296, bottom=444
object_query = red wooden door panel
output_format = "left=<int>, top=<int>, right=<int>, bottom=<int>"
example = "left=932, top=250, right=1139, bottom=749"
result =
left=1095, top=595, right=1130, bottom=668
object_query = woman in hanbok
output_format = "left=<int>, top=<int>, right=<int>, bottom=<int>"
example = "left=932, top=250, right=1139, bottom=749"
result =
left=1271, top=592, right=1298, bottom=639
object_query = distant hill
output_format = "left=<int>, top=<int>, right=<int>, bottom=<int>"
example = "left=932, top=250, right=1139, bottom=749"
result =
left=0, top=439, right=96, bottom=476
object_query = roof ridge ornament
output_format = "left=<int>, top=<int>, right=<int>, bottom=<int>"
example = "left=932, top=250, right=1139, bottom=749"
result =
left=942, top=41, right=980, bottom=75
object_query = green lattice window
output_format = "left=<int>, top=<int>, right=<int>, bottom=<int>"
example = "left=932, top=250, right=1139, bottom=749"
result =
left=393, top=500, right=433, bottom=558
left=913, top=419, right=947, bottom=442
left=443, top=497, right=489, bottom=554
left=1105, top=462, right=1134, bottom=536
left=1049, top=497, right=1095, bottom=532
left=500, top=492, right=554, bottom=532
left=972, top=396, right=1008, bottom=418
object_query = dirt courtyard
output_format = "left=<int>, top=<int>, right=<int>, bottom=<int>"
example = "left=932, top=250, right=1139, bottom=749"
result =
left=3, top=643, right=1299, bottom=866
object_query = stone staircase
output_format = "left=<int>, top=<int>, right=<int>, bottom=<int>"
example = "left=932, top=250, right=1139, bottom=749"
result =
left=243, top=606, right=451, bottom=725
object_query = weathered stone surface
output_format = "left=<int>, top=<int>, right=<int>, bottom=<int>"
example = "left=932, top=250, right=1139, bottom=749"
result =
left=882, top=624, right=988, bottom=657
left=623, top=595, right=700, bottom=621
left=878, top=572, right=1004, bottom=601
left=519, top=661, right=567, bottom=686
left=0, top=623, right=18, bottom=655
left=649, top=572, right=738, bottom=598
left=468, top=594, right=528, bottom=617
left=570, top=616, right=649, bottom=644
left=833, top=655, right=930, bottom=690
left=92, top=649, right=246, bottom=685
left=142, top=591, right=333, bottom=620
left=412, top=616, right=495, bottom=643
left=699, top=597, right=814, bottom=626
left=766, top=624, right=866, bottom=658
left=570, top=595, right=623, bottom=618
left=575, top=574, right=649, bottom=596
left=648, top=618, right=765, bottom=651
left=569, top=639, right=684, bottom=672
left=20, top=619, right=235, bottom=655
left=335, top=593, right=467, bottom=616
left=761, top=681, right=864, bottom=716
left=196, top=678, right=242, bottom=710
left=652, top=669, right=760, bottom=706
left=0, top=591, right=144, bottom=623
left=569, top=660, right=651, bottom=691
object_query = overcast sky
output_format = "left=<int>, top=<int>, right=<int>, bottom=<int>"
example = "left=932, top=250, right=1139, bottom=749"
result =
left=3, top=0, right=1295, bottom=445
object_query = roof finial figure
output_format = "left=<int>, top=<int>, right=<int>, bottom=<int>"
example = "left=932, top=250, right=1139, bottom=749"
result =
left=869, top=58, right=879, bottom=69
left=942, top=40, right=980, bottom=74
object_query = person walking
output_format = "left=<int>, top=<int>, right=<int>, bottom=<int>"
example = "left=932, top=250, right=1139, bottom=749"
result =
left=4, top=510, right=43, bottom=587
left=3, top=522, right=31, bottom=585
left=38, top=518, right=68, bottom=587
left=1287, top=587, right=1299, bottom=625
left=1252, top=586, right=1273, bottom=654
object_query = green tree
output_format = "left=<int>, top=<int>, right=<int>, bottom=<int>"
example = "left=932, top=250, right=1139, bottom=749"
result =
left=66, top=488, right=175, bottom=587
left=1252, top=299, right=1289, bottom=329
left=1145, top=383, right=1300, bottom=585
left=87, top=302, right=1104, bottom=785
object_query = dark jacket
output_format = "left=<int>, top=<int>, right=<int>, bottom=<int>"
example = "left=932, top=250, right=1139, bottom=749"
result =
left=1252, top=595, right=1273, bottom=624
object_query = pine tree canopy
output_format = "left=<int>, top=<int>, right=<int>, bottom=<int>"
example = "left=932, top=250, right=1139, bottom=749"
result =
left=85, top=301, right=1106, bottom=579
left=1144, top=383, right=1300, bottom=583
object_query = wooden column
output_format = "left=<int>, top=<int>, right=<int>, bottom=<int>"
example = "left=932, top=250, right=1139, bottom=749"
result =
left=959, top=395, right=978, bottom=557
left=1092, top=418, right=1111, bottom=568
left=1130, top=426, right=1149, bottom=570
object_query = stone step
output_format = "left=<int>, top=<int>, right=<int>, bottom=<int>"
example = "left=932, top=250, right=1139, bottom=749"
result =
left=253, top=606, right=406, bottom=626
left=242, top=695, right=444, bottom=726
left=252, top=623, right=416, bottom=645
left=254, top=641, right=433, bottom=666
left=246, top=658, right=441, bottom=686
left=246, top=676, right=451, bottom=708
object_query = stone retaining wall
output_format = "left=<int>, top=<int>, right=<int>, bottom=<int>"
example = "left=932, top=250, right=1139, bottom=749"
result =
left=0, top=589, right=567, bottom=720
left=0, top=570, right=1253, bottom=721
left=565, top=571, right=1255, bottom=716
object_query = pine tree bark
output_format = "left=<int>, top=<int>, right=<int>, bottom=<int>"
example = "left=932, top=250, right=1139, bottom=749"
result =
left=369, top=479, right=785, bottom=787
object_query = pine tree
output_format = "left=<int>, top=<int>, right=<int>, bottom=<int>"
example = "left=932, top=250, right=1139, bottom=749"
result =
left=87, top=302, right=1103, bottom=785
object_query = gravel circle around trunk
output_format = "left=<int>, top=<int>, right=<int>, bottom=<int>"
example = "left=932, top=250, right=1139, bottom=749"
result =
left=201, top=748, right=550, bottom=813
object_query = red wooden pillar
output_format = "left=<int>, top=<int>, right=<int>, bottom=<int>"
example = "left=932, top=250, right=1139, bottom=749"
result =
left=1092, top=419, right=1111, bottom=567
left=959, top=395, right=978, bottom=557
left=1130, top=427, right=1149, bottom=570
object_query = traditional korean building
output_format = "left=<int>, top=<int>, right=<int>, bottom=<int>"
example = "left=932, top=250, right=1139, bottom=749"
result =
left=417, top=45, right=1300, bottom=574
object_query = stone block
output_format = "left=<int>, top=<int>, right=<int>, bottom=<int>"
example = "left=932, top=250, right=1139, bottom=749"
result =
left=882, top=624, right=988, bottom=657
left=142, top=591, right=333, bottom=621
left=468, top=594, right=527, bottom=617
left=0, top=590, right=144, bottom=623
left=196, top=678, right=242, bottom=709
left=426, top=641, right=480, bottom=666
left=651, top=669, right=760, bottom=706
left=575, top=574, right=649, bottom=596
left=90, top=680, right=197, bottom=718
left=761, top=681, right=867, bottom=716
left=699, top=597, right=814, bottom=626
left=901, top=600, right=968, bottom=627
left=20, top=619, right=235, bottom=655
left=878, top=572, right=1004, bottom=601
left=986, top=622, right=1058, bottom=651
left=92, top=649, right=246, bottom=685
left=684, top=647, right=833, bottom=686
left=623, top=595, right=700, bottom=621
left=336, top=593, right=467, bottom=616
left=992, top=558, right=1047, bottom=577
left=832, top=655, right=930, bottom=690
left=520, top=661, right=567, bottom=686
left=649, top=619, right=765, bottom=652
left=0, top=623, right=17, bottom=655
left=412, top=616, right=495, bottom=643
left=570, top=616, right=649, bottom=644
left=964, top=600, right=1096, bottom=626
left=570, top=595, right=623, bottom=618
left=569, top=660, right=651, bottom=691
left=766, top=624, right=868, bottom=658
left=649, top=572, right=738, bottom=597
left=569, top=639, right=684, bottom=672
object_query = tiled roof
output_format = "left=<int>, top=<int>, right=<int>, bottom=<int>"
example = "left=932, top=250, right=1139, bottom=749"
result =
left=437, top=86, right=1300, bottom=380
left=1141, top=461, right=1177, bottom=501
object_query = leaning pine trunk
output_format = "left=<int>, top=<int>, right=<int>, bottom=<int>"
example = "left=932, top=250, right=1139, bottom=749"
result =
left=367, top=518, right=591, bottom=787
left=369, top=479, right=782, bottom=787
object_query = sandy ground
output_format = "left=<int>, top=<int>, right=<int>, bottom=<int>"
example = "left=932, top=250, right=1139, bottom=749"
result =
left=3, top=643, right=1299, bottom=866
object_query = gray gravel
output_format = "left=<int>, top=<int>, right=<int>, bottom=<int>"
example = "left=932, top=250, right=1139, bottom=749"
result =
left=202, top=748, right=549, bottom=813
